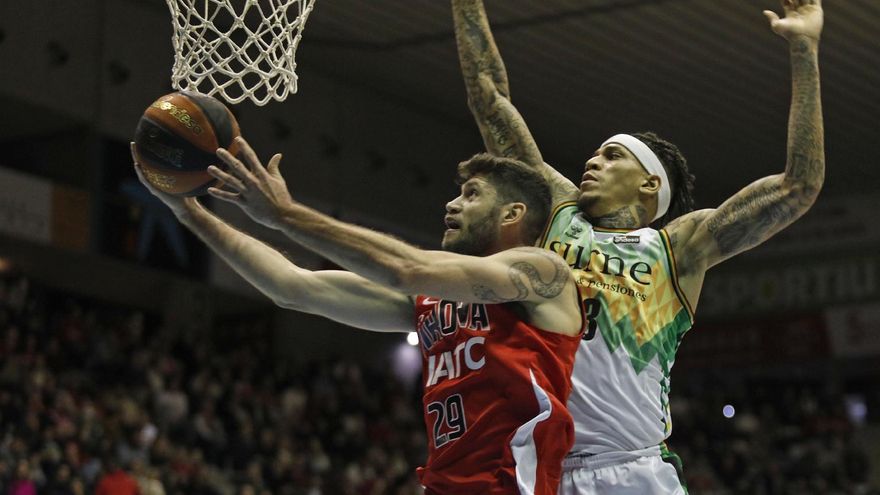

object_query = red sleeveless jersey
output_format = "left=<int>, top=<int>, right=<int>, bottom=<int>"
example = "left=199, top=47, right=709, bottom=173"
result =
left=414, top=296, right=584, bottom=494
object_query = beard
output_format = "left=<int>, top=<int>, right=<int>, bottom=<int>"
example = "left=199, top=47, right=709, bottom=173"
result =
left=577, top=192, right=598, bottom=218
left=441, top=208, right=500, bottom=255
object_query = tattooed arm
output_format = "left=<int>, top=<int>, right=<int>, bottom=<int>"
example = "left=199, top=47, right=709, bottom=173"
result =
left=452, top=0, right=580, bottom=205
left=268, top=206, right=581, bottom=335
left=668, top=0, right=824, bottom=297
left=269, top=207, right=581, bottom=335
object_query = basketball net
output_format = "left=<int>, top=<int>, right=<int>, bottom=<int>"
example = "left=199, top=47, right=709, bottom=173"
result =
left=166, top=0, right=317, bottom=106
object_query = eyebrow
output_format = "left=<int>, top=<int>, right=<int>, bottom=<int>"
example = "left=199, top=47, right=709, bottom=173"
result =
left=461, top=179, right=479, bottom=191
left=593, top=143, right=628, bottom=155
left=465, top=176, right=489, bottom=187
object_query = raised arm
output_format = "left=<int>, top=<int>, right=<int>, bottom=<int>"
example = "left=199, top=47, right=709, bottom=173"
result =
left=131, top=146, right=413, bottom=333
left=204, top=139, right=581, bottom=335
left=452, top=0, right=579, bottom=205
left=669, top=0, right=824, bottom=285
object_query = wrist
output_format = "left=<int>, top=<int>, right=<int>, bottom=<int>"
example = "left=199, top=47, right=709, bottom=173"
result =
left=272, top=198, right=306, bottom=230
left=789, top=33, right=820, bottom=50
left=173, top=199, right=204, bottom=225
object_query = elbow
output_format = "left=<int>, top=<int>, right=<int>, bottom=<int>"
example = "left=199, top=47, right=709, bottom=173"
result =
left=465, top=94, right=489, bottom=116
left=782, top=164, right=824, bottom=205
left=466, top=75, right=507, bottom=112
left=806, top=179, right=823, bottom=204
left=385, top=261, right=425, bottom=294
left=789, top=177, right=823, bottom=207
left=271, top=294, right=309, bottom=312
left=268, top=272, right=313, bottom=312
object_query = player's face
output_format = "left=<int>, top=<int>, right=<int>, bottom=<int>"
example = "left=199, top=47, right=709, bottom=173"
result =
left=442, top=177, right=503, bottom=255
left=578, top=143, right=650, bottom=218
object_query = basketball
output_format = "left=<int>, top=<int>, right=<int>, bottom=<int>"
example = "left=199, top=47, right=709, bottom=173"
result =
left=133, top=91, right=241, bottom=196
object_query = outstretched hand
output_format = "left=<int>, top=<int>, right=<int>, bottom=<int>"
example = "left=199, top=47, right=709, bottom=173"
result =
left=207, top=136, right=294, bottom=230
left=130, top=142, right=199, bottom=218
left=764, top=0, right=823, bottom=42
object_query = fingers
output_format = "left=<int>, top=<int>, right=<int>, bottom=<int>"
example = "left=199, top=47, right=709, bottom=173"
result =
left=130, top=142, right=149, bottom=183
left=207, top=187, right=241, bottom=203
left=216, top=147, right=253, bottom=185
left=234, top=136, right=270, bottom=179
left=267, top=154, right=283, bottom=177
left=207, top=165, right=246, bottom=192
left=133, top=161, right=149, bottom=186
left=783, top=0, right=820, bottom=10
left=763, top=10, right=780, bottom=25
left=131, top=143, right=144, bottom=181
left=131, top=142, right=160, bottom=193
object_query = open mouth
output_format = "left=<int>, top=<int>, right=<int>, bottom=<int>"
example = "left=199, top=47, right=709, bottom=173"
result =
left=444, top=216, right=461, bottom=231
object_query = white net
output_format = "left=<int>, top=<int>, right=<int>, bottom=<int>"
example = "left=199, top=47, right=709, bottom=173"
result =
left=166, top=0, right=317, bottom=106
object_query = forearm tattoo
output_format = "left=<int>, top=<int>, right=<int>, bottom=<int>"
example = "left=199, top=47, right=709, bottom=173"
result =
left=707, top=37, right=823, bottom=256
left=786, top=37, right=824, bottom=186
left=457, top=1, right=508, bottom=97
left=472, top=250, right=569, bottom=302
left=455, top=0, right=542, bottom=165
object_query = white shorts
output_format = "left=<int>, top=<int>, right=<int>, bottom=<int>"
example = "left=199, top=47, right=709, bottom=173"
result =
left=557, top=454, right=686, bottom=495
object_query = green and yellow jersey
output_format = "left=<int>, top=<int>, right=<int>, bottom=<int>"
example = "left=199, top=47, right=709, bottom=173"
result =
left=539, top=202, right=694, bottom=458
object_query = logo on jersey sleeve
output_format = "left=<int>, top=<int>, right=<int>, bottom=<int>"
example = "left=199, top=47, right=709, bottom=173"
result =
left=564, top=223, right=584, bottom=238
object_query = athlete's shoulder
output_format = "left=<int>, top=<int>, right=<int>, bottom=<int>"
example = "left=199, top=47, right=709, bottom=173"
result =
left=548, top=201, right=580, bottom=223
left=539, top=202, right=586, bottom=246
left=662, top=209, right=713, bottom=245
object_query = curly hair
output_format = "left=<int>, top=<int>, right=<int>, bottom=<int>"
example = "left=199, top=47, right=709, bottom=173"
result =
left=456, top=153, right=552, bottom=244
left=631, top=132, right=696, bottom=228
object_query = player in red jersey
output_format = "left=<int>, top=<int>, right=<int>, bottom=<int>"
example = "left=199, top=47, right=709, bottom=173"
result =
left=133, top=141, right=586, bottom=494
left=413, top=293, right=581, bottom=493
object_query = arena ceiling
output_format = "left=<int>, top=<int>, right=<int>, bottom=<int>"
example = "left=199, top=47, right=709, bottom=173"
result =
left=297, top=0, right=879, bottom=206
left=0, top=0, right=877, bottom=210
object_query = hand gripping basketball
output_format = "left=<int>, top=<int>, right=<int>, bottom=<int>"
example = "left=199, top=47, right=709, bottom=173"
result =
left=133, top=91, right=241, bottom=196
left=207, top=137, right=292, bottom=230
left=131, top=142, right=200, bottom=219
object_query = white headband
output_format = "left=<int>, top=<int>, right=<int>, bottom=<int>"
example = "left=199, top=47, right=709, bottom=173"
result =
left=601, top=134, right=671, bottom=222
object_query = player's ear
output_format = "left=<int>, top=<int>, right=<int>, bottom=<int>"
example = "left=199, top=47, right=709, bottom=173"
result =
left=501, top=202, right=527, bottom=226
left=640, top=175, right=662, bottom=195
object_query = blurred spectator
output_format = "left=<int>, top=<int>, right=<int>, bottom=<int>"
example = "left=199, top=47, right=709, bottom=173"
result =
left=94, top=458, right=138, bottom=495
left=1, top=273, right=878, bottom=494
left=132, top=460, right=165, bottom=495
left=7, top=460, right=36, bottom=495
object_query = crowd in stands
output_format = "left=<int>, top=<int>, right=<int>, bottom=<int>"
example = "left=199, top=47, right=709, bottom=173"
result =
left=0, top=273, right=877, bottom=494
left=668, top=377, right=878, bottom=494
left=0, top=275, right=425, bottom=494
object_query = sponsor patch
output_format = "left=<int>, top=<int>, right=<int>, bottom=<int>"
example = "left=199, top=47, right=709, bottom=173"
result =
left=613, top=235, right=641, bottom=244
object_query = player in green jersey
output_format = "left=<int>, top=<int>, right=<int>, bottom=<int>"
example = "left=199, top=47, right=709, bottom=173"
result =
left=451, top=0, right=824, bottom=493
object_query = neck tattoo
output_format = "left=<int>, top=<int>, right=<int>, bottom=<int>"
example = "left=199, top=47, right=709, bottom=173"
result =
left=591, top=206, right=647, bottom=229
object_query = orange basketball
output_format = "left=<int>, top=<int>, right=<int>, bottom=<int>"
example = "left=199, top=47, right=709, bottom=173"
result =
left=133, top=91, right=241, bottom=196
